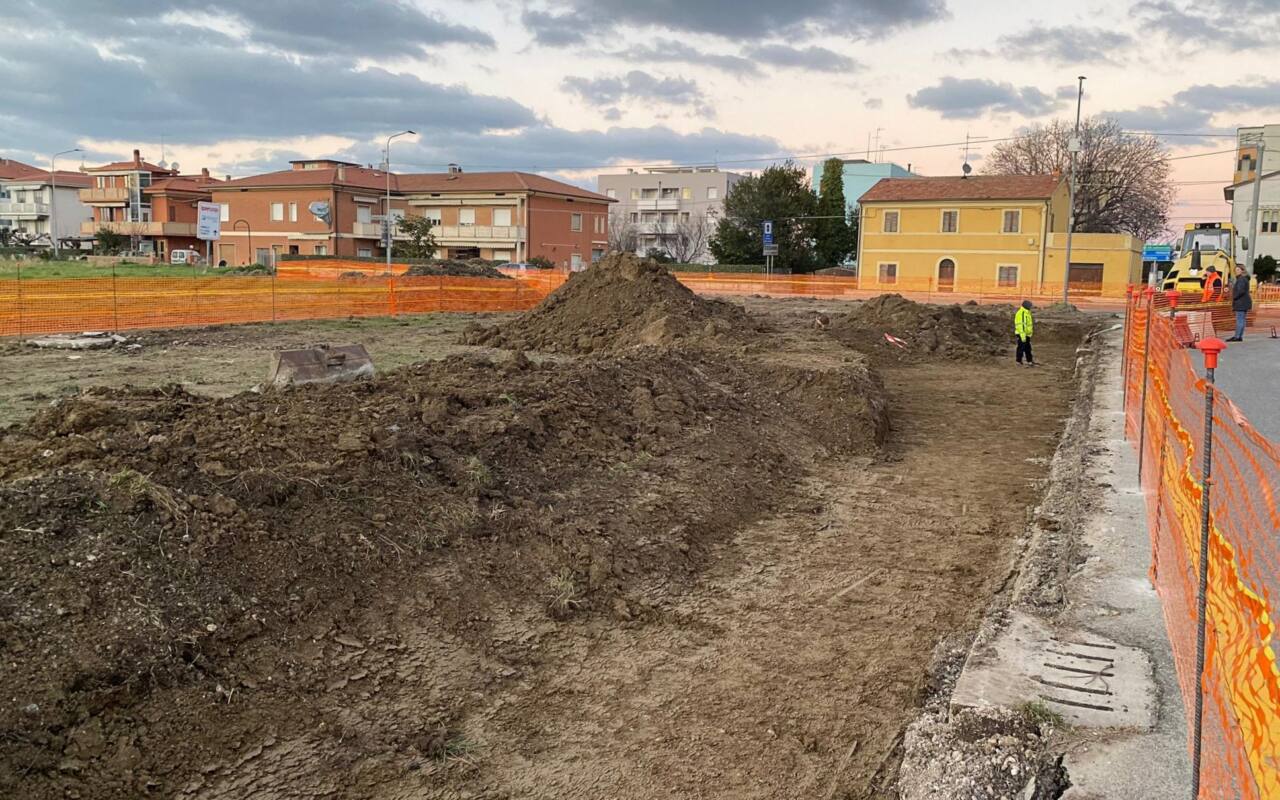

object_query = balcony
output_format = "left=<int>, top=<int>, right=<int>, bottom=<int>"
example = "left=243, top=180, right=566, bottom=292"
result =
left=434, top=225, right=525, bottom=242
left=81, top=221, right=197, bottom=236
left=79, top=187, right=131, bottom=204
left=635, top=198, right=679, bottom=211
left=0, top=201, right=50, bottom=217
left=352, top=221, right=383, bottom=238
left=637, top=221, right=677, bottom=235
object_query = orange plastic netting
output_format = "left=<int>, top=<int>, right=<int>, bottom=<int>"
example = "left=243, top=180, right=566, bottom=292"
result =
left=1124, top=291, right=1280, bottom=799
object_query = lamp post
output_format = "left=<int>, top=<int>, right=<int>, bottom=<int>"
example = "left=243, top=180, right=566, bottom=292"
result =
left=49, top=147, right=82, bottom=258
left=384, top=130, right=415, bottom=269
left=1062, top=76, right=1085, bottom=305
left=233, top=219, right=252, bottom=266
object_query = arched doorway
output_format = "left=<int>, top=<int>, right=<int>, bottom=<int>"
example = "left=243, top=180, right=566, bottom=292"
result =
left=937, top=258, right=956, bottom=292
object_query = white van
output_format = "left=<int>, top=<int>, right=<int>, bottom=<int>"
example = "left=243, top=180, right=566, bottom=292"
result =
left=170, top=249, right=201, bottom=265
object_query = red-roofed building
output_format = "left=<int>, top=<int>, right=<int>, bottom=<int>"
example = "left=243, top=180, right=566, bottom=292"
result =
left=857, top=173, right=1141, bottom=293
left=210, top=160, right=613, bottom=267
left=0, top=157, right=93, bottom=248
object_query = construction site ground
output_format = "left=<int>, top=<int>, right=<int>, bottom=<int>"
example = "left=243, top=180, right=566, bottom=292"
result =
left=1, top=276, right=1096, bottom=799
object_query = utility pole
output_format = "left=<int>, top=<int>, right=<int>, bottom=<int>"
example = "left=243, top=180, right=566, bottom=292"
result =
left=1246, top=138, right=1266, bottom=273
left=384, top=130, right=415, bottom=269
left=49, top=147, right=82, bottom=258
left=1062, top=76, right=1086, bottom=305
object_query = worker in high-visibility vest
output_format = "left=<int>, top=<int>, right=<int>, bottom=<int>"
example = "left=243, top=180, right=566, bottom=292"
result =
left=1015, top=300, right=1036, bottom=367
left=1201, top=266, right=1224, bottom=303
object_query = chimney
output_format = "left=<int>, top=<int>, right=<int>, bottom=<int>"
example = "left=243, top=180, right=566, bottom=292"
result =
left=224, top=175, right=231, bottom=182
left=448, top=163, right=462, bottom=174
left=201, top=167, right=210, bottom=179
left=133, top=149, right=141, bottom=167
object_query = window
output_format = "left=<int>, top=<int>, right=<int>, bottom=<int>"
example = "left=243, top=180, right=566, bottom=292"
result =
left=883, top=211, right=899, bottom=233
left=640, top=188, right=657, bottom=199
left=96, top=176, right=106, bottom=189
left=1239, top=155, right=1254, bottom=172
left=661, top=187, right=679, bottom=199
left=423, top=208, right=442, bottom=223
left=941, top=209, right=958, bottom=233
left=168, top=205, right=176, bottom=222
left=606, top=188, right=617, bottom=199
left=997, top=265, right=1019, bottom=287
left=270, top=202, right=284, bottom=221
left=570, top=212, right=582, bottom=231
left=219, top=203, right=229, bottom=222
left=1003, top=209, right=1021, bottom=233
left=594, top=215, right=605, bottom=234
left=707, top=187, right=719, bottom=200
left=459, top=208, right=475, bottom=226
left=314, top=244, right=327, bottom=255
left=1265, top=210, right=1279, bottom=234
left=357, top=247, right=373, bottom=258
left=356, top=205, right=372, bottom=224
left=878, top=263, right=898, bottom=284
left=681, top=187, right=692, bottom=200
left=289, top=202, right=297, bottom=222
left=629, top=212, right=639, bottom=223
left=630, top=188, right=640, bottom=200
left=571, top=253, right=583, bottom=270
left=493, top=208, right=512, bottom=227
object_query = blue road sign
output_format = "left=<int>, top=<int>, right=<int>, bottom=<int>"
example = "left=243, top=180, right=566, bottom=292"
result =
left=1142, top=244, right=1173, bottom=261
left=762, top=220, right=774, bottom=246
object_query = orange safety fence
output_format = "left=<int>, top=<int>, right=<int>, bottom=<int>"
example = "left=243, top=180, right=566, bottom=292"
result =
left=1123, top=291, right=1280, bottom=799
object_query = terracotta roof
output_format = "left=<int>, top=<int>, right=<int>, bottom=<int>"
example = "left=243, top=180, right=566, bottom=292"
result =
left=144, top=175, right=223, bottom=195
left=216, top=164, right=611, bottom=201
left=216, top=165, right=391, bottom=192
left=85, top=160, right=177, bottom=174
left=0, top=158, right=92, bottom=187
left=396, top=171, right=612, bottom=201
left=860, top=174, right=1062, bottom=203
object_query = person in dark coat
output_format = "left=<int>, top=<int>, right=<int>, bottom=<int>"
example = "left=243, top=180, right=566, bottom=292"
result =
left=1227, top=265, right=1252, bottom=341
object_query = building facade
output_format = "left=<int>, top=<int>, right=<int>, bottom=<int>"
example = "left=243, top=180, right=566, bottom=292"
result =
left=1225, top=169, right=1280, bottom=268
left=859, top=174, right=1141, bottom=293
left=0, top=158, right=92, bottom=247
left=596, top=166, right=742, bottom=263
left=810, top=159, right=915, bottom=213
left=80, top=149, right=181, bottom=255
left=211, top=161, right=611, bottom=268
left=1233, top=124, right=1280, bottom=186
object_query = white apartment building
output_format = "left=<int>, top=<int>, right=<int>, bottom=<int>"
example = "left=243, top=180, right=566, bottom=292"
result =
left=596, top=166, right=743, bottom=263
left=0, top=158, right=93, bottom=247
left=1228, top=125, right=1280, bottom=268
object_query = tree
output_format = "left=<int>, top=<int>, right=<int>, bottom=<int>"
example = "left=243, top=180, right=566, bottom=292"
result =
left=986, top=116, right=1175, bottom=242
left=608, top=209, right=639, bottom=254
left=662, top=213, right=712, bottom=263
left=814, top=158, right=855, bottom=266
left=392, top=214, right=438, bottom=259
left=709, top=161, right=818, bottom=272
left=1255, top=254, right=1278, bottom=283
left=94, top=227, right=128, bottom=254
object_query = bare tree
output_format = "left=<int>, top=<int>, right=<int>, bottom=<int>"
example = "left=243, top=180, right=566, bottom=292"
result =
left=608, top=210, right=639, bottom=254
left=986, top=116, right=1175, bottom=242
left=662, top=213, right=712, bottom=264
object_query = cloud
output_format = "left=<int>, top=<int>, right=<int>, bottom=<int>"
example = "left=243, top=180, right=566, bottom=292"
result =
left=608, top=40, right=762, bottom=78
left=745, top=44, right=860, bottom=73
left=521, top=10, right=586, bottom=46
left=1107, top=79, right=1280, bottom=140
left=907, top=77, right=1061, bottom=119
left=865, top=98, right=884, bottom=110
left=0, top=34, right=536, bottom=149
left=524, top=0, right=947, bottom=42
left=1134, top=0, right=1268, bottom=48
left=6, top=0, right=493, bottom=58
left=561, top=71, right=712, bottom=114
left=946, top=25, right=1134, bottom=66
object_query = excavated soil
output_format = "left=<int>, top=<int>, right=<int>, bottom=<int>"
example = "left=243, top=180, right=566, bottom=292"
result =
left=462, top=253, right=759, bottom=353
left=0, top=274, right=1092, bottom=800
left=830, top=293, right=1009, bottom=363
left=403, top=259, right=511, bottom=280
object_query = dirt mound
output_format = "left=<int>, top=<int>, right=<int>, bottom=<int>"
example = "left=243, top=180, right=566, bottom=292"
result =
left=830, top=294, right=1008, bottom=361
left=463, top=252, right=757, bottom=353
left=403, top=259, right=510, bottom=279
left=0, top=344, right=885, bottom=797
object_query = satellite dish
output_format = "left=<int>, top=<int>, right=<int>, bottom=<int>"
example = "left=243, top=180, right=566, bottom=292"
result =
left=962, top=162, right=973, bottom=176
left=169, top=162, right=179, bottom=173
left=158, top=160, right=168, bottom=169
left=308, top=201, right=332, bottom=224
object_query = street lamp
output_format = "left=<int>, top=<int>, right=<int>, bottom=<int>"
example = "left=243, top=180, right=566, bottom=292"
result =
left=384, top=130, right=416, bottom=268
left=1062, top=76, right=1085, bottom=305
left=233, top=219, right=252, bottom=266
left=49, top=147, right=82, bottom=258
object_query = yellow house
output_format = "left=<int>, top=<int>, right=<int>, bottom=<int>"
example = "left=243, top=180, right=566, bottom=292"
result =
left=858, top=174, right=1141, bottom=296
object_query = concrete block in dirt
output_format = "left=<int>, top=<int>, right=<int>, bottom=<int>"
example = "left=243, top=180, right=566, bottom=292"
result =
left=267, top=344, right=375, bottom=388
left=950, top=611, right=1156, bottom=730
left=26, top=332, right=126, bottom=350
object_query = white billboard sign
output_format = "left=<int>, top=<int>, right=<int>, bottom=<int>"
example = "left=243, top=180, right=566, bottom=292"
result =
left=196, top=201, right=222, bottom=241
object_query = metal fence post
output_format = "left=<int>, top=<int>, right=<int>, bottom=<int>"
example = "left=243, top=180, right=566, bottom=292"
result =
left=271, top=270, right=277, bottom=323
left=1136, top=286, right=1156, bottom=473
left=1122, top=286, right=1134, bottom=407
left=1190, top=336, right=1226, bottom=800
left=111, top=262, right=120, bottom=332
left=15, top=259, right=24, bottom=338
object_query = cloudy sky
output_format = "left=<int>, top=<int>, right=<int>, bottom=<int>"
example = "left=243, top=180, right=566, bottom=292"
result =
left=4, top=0, right=1278, bottom=225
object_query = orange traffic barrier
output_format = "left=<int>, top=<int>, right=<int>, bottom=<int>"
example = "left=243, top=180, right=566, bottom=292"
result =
left=1124, top=291, right=1280, bottom=798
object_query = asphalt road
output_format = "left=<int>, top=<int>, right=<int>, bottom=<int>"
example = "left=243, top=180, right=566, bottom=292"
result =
left=1203, top=334, right=1280, bottom=444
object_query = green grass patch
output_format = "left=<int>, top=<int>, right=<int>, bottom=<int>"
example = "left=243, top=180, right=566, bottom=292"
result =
left=0, top=260, right=253, bottom=280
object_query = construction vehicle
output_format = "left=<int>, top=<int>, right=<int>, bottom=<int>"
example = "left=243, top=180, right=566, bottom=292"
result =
left=1160, top=222, right=1239, bottom=298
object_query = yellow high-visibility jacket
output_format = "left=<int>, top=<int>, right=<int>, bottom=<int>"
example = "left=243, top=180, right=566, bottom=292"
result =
left=1015, top=307, right=1034, bottom=341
